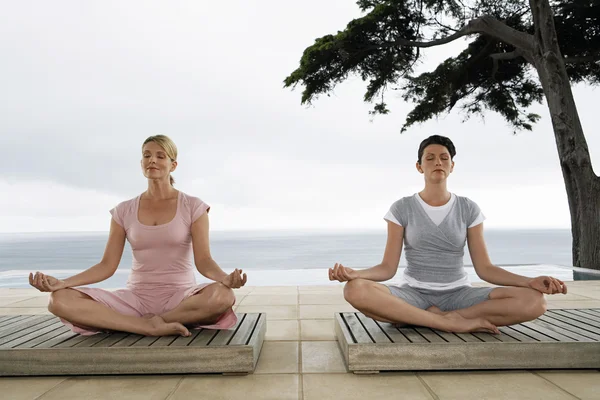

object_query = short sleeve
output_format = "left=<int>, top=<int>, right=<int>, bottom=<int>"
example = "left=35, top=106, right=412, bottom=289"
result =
left=386, top=199, right=407, bottom=227
left=466, top=199, right=486, bottom=228
left=191, top=197, right=210, bottom=223
left=109, top=203, right=125, bottom=228
left=383, top=209, right=402, bottom=226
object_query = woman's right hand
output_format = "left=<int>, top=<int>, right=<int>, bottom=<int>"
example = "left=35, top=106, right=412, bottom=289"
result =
left=29, top=272, right=66, bottom=292
left=329, top=263, right=359, bottom=282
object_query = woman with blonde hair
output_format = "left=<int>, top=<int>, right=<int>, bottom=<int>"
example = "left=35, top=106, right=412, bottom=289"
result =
left=29, top=135, right=246, bottom=336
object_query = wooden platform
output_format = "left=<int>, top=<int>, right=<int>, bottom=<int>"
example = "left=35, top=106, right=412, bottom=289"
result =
left=335, top=309, right=600, bottom=373
left=0, top=313, right=266, bottom=376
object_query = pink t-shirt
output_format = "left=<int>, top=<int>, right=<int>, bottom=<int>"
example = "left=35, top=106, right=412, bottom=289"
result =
left=110, top=191, right=210, bottom=291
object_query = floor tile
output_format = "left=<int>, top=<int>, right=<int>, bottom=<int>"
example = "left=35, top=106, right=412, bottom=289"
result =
left=544, top=293, right=593, bottom=302
left=299, top=304, right=357, bottom=319
left=249, top=286, right=298, bottom=295
left=300, top=319, right=336, bottom=340
left=419, top=371, right=578, bottom=400
left=171, top=374, right=298, bottom=400
left=0, top=377, right=65, bottom=400
left=255, top=341, right=299, bottom=374
left=265, top=320, right=299, bottom=341
left=536, top=370, right=600, bottom=400
left=0, top=307, right=50, bottom=315
left=0, top=296, right=36, bottom=307
left=302, top=341, right=347, bottom=373
left=303, top=373, right=433, bottom=400
left=239, top=295, right=297, bottom=306
left=547, top=301, right=600, bottom=309
left=4, top=296, right=50, bottom=307
left=38, top=376, right=181, bottom=400
left=236, top=305, right=298, bottom=320
left=299, top=294, right=347, bottom=305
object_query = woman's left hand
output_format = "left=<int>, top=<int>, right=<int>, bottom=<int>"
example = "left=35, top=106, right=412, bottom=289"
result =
left=528, top=276, right=567, bottom=295
left=221, top=268, right=247, bottom=289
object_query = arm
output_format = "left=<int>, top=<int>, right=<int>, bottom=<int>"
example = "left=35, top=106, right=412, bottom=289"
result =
left=191, top=212, right=246, bottom=287
left=330, top=221, right=404, bottom=282
left=467, top=223, right=566, bottom=293
left=30, top=218, right=126, bottom=291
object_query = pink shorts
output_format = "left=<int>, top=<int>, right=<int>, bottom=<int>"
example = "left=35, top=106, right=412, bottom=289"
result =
left=59, top=283, right=237, bottom=335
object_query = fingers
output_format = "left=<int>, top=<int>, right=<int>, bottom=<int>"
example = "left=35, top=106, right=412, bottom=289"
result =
left=558, top=279, right=568, bottom=294
left=331, top=263, right=347, bottom=282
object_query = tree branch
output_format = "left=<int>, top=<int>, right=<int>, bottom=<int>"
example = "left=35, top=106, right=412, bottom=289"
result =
left=372, top=16, right=535, bottom=60
left=564, top=54, right=600, bottom=64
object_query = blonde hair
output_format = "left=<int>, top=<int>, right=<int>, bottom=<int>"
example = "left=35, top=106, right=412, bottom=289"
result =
left=142, top=135, right=178, bottom=185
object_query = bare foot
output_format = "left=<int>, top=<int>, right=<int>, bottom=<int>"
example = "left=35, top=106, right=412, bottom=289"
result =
left=426, top=306, right=447, bottom=316
left=442, top=311, right=499, bottom=334
left=147, top=315, right=190, bottom=337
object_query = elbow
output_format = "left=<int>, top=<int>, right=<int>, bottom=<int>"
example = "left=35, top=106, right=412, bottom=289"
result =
left=381, top=262, right=398, bottom=281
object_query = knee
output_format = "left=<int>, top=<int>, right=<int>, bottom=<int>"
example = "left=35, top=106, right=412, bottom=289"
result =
left=208, top=284, right=236, bottom=311
left=344, top=279, right=370, bottom=307
left=522, top=289, right=547, bottom=319
left=47, top=289, right=71, bottom=316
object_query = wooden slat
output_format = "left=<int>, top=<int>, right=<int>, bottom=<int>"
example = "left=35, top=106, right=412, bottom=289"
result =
left=0, top=315, right=31, bottom=328
left=520, top=321, right=578, bottom=342
left=415, top=328, right=446, bottom=343
left=538, top=315, right=600, bottom=340
left=0, top=315, right=50, bottom=337
left=229, top=314, right=260, bottom=346
left=579, top=309, right=600, bottom=317
left=342, top=313, right=373, bottom=344
left=527, top=319, right=594, bottom=342
left=0, top=321, right=65, bottom=348
left=565, top=310, right=600, bottom=325
left=454, top=333, right=483, bottom=343
left=571, top=309, right=600, bottom=321
left=551, top=310, right=600, bottom=328
left=92, top=332, right=130, bottom=347
left=0, top=317, right=59, bottom=346
left=0, top=315, right=21, bottom=325
left=73, top=333, right=112, bottom=347
left=492, top=331, right=519, bottom=342
left=210, top=315, right=245, bottom=346
left=110, top=334, right=144, bottom=347
left=471, top=333, right=501, bottom=342
left=170, top=329, right=202, bottom=347
left=356, top=314, right=391, bottom=344
left=504, top=324, right=557, bottom=342
left=375, top=322, right=410, bottom=343
left=150, top=335, right=178, bottom=347
left=398, top=327, right=428, bottom=343
left=431, top=330, right=465, bottom=343
left=131, top=336, right=160, bottom=347
left=15, top=326, right=71, bottom=348
left=189, top=329, right=219, bottom=347
left=34, top=331, right=79, bottom=348
left=498, top=326, right=539, bottom=342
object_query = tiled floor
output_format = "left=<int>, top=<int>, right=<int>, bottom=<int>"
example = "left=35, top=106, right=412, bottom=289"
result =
left=1, top=282, right=599, bottom=400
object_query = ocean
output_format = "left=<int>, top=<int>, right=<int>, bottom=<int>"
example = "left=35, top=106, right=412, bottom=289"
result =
left=0, top=229, right=587, bottom=288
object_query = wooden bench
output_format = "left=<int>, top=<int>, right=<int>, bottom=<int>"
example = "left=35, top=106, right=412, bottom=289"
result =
left=335, top=309, right=600, bottom=373
left=0, top=313, right=266, bottom=376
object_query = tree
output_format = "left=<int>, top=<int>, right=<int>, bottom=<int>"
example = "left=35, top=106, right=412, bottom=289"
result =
left=284, top=0, right=600, bottom=270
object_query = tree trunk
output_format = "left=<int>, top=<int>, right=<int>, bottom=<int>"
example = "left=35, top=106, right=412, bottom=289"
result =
left=531, top=0, right=600, bottom=270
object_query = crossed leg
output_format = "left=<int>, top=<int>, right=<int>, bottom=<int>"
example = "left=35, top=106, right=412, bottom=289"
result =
left=48, top=282, right=235, bottom=336
left=427, top=287, right=547, bottom=326
left=343, top=279, right=498, bottom=333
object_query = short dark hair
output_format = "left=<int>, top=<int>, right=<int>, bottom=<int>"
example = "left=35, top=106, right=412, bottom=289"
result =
left=417, top=135, right=456, bottom=164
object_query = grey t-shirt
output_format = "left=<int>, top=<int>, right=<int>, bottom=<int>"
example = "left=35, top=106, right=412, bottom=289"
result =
left=387, top=194, right=482, bottom=287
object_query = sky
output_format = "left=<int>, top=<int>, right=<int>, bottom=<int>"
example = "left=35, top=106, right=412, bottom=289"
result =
left=0, top=0, right=598, bottom=233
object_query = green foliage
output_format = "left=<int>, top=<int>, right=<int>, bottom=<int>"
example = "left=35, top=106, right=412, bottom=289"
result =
left=284, top=0, right=600, bottom=132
